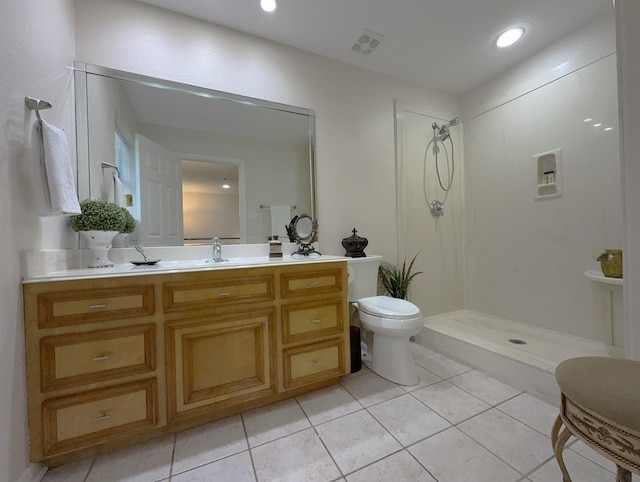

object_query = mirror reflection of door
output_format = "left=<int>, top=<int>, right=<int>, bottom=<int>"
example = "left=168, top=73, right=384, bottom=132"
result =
left=182, top=160, right=241, bottom=245
left=136, top=134, right=184, bottom=246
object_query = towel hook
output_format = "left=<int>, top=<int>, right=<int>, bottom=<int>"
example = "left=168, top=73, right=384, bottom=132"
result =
left=25, top=96, right=53, bottom=123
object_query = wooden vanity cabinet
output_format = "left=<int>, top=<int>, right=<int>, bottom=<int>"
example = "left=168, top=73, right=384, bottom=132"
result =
left=23, top=260, right=349, bottom=466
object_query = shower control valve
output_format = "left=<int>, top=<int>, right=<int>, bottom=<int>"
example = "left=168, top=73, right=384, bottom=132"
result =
left=429, top=200, right=445, bottom=218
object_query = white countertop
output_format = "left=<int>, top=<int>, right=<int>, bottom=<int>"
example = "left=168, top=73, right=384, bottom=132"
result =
left=24, top=254, right=348, bottom=283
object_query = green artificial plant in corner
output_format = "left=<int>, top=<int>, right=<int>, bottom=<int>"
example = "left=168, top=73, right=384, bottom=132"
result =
left=378, top=252, right=423, bottom=300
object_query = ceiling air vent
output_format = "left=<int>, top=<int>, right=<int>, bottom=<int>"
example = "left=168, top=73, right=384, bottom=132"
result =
left=351, top=28, right=384, bottom=55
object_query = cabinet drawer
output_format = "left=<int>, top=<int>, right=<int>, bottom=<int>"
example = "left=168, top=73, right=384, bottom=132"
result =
left=163, top=275, right=274, bottom=313
left=40, top=324, right=156, bottom=392
left=280, top=267, right=344, bottom=299
left=282, top=339, right=346, bottom=389
left=282, top=299, right=345, bottom=344
left=42, top=379, right=157, bottom=457
left=36, top=285, right=155, bottom=329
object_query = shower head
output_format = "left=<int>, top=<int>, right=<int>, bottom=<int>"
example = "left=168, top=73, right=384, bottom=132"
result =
left=432, top=117, right=459, bottom=141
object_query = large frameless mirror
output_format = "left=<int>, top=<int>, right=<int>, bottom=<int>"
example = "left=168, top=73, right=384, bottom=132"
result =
left=74, top=63, right=316, bottom=247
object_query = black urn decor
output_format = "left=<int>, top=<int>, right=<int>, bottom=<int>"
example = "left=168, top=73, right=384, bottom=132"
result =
left=342, top=228, right=368, bottom=258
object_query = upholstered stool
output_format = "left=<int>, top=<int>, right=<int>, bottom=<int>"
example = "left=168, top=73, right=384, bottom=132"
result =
left=552, top=357, right=640, bottom=482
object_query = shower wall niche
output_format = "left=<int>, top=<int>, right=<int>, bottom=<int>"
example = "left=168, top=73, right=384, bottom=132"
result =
left=535, top=148, right=562, bottom=199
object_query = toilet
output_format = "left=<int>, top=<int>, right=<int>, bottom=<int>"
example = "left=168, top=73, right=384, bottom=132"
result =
left=347, top=256, right=424, bottom=386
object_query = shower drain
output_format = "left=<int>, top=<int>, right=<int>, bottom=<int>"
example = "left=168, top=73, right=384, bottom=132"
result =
left=508, top=338, right=527, bottom=345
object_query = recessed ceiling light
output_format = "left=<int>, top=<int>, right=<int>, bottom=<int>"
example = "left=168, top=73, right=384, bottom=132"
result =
left=593, top=123, right=602, bottom=127
left=604, top=127, right=613, bottom=131
left=583, top=118, right=593, bottom=122
left=260, top=0, right=277, bottom=12
left=496, top=27, right=524, bottom=48
left=222, top=184, right=230, bottom=189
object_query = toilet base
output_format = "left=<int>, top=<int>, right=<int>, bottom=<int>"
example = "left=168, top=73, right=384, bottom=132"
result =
left=370, top=335, right=418, bottom=386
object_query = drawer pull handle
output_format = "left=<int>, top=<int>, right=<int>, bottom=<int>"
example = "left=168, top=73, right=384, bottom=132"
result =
left=310, top=281, right=319, bottom=288
left=92, top=355, right=110, bottom=362
left=218, top=292, right=231, bottom=297
left=311, top=319, right=321, bottom=324
left=89, top=304, right=107, bottom=309
left=94, top=414, right=111, bottom=422
left=312, top=360, right=323, bottom=367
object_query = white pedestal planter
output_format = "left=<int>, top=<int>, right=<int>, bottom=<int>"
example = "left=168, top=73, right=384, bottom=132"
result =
left=80, top=230, right=119, bottom=268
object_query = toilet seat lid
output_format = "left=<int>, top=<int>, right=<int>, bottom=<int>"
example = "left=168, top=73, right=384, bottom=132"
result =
left=357, top=296, right=421, bottom=319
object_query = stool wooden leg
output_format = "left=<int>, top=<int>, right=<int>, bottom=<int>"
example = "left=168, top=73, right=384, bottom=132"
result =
left=551, top=414, right=563, bottom=447
left=553, top=421, right=573, bottom=482
left=616, top=466, right=632, bottom=482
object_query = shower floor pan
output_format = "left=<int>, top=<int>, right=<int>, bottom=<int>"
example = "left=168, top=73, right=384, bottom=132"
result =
left=417, top=310, right=624, bottom=405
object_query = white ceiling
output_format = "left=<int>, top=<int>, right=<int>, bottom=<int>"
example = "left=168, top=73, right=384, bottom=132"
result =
left=138, top=0, right=613, bottom=95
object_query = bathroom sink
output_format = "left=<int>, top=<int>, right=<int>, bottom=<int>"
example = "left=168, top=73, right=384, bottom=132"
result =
left=158, top=257, right=272, bottom=269
left=201, top=257, right=271, bottom=266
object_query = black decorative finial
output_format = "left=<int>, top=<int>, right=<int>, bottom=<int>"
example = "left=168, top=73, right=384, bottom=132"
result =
left=342, top=228, right=368, bottom=258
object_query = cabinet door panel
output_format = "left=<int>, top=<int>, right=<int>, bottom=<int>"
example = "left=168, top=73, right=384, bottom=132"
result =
left=167, top=310, right=275, bottom=418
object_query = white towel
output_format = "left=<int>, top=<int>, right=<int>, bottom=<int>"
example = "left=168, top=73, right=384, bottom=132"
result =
left=270, top=205, right=291, bottom=239
left=32, top=120, right=81, bottom=216
left=113, top=172, right=124, bottom=206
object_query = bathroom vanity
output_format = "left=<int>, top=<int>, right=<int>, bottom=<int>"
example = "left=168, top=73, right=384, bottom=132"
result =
left=22, top=257, right=349, bottom=466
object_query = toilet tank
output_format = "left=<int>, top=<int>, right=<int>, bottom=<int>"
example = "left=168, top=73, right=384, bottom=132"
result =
left=347, top=255, right=383, bottom=302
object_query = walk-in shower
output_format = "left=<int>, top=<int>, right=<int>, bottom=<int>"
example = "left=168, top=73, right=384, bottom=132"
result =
left=425, top=117, right=459, bottom=217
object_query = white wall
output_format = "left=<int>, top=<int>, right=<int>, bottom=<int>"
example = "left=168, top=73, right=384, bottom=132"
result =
left=183, top=192, right=240, bottom=242
left=461, top=13, right=622, bottom=343
left=0, top=2, right=76, bottom=480
left=74, top=0, right=459, bottom=260
left=616, top=0, right=640, bottom=359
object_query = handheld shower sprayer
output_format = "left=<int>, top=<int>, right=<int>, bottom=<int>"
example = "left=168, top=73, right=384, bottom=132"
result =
left=432, top=117, right=459, bottom=142
left=426, top=117, right=459, bottom=218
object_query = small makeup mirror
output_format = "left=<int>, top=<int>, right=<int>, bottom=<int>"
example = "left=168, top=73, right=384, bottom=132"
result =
left=291, top=214, right=319, bottom=256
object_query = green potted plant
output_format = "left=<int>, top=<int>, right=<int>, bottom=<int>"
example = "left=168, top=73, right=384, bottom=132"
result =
left=378, top=252, right=423, bottom=300
left=69, top=199, right=137, bottom=267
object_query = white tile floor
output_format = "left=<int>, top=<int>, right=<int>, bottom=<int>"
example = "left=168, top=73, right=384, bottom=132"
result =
left=42, top=344, right=619, bottom=482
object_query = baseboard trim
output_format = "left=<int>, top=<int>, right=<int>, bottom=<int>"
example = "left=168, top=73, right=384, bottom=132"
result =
left=17, top=463, right=47, bottom=482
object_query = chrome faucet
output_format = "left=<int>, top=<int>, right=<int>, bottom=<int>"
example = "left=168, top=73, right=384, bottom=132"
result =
left=212, top=236, right=223, bottom=262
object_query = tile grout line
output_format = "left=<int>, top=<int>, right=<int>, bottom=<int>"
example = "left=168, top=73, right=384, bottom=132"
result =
left=293, top=395, right=346, bottom=480
left=493, top=398, right=558, bottom=439
left=81, top=456, right=97, bottom=482
left=357, top=393, right=446, bottom=480
left=167, top=433, right=177, bottom=481
left=169, top=446, right=254, bottom=479
left=239, top=412, right=259, bottom=482
left=404, top=446, right=442, bottom=482
left=447, top=393, right=553, bottom=479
